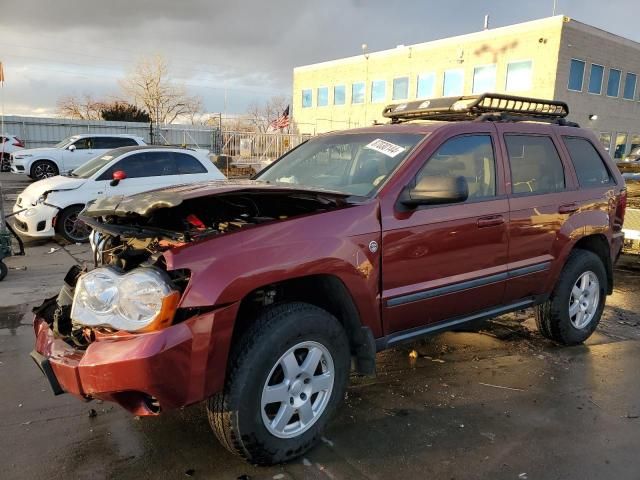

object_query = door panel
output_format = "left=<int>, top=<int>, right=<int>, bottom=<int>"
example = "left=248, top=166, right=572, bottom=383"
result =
left=497, top=125, right=579, bottom=302
left=380, top=131, right=509, bottom=335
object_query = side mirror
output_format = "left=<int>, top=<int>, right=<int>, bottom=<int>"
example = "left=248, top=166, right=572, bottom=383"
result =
left=68, top=144, right=76, bottom=152
left=400, top=175, right=468, bottom=208
left=110, top=170, right=127, bottom=187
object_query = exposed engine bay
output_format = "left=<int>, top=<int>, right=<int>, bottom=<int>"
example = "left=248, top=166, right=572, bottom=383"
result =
left=83, top=188, right=352, bottom=268
left=35, top=187, right=354, bottom=347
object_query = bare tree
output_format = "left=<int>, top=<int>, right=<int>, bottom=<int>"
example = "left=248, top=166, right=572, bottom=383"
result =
left=56, top=94, right=107, bottom=120
left=245, top=95, right=290, bottom=133
left=120, top=55, right=202, bottom=125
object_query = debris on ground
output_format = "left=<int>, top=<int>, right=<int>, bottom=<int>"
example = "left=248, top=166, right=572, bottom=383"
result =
left=479, top=382, right=525, bottom=392
left=46, top=247, right=60, bottom=254
left=88, top=408, right=97, bottom=418
left=184, top=469, right=195, bottom=477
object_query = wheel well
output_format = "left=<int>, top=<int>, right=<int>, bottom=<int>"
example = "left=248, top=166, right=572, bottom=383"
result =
left=30, top=159, right=58, bottom=175
left=233, top=275, right=376, bottom=375
left=573, top=234, right=613, bottom=294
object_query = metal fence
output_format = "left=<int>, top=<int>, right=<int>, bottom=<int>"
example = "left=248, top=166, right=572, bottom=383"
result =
left=1, top=115, right=312, bottom=165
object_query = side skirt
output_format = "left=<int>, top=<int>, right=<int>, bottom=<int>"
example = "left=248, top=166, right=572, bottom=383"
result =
left=375, top=296, right=547, bottom=352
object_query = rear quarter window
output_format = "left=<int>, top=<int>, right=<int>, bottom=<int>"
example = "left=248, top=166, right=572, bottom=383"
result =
left=562, top=136, right=613, bottom=188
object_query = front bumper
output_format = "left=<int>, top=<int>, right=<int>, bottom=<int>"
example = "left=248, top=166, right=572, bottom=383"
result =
left=10, top=157, right=28, bottom=174
left=32, top=302, right=238, bottom=415
left=12, top=203, right=58, bottom=238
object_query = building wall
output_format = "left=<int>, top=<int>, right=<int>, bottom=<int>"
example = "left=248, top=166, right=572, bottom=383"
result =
left=293, top=16, right=566, bottom=134
left=555, top=19, right=640, bottom=158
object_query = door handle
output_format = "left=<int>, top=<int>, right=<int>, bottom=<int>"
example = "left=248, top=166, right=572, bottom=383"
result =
left=477, top=215, right=505, bottom=228
left=558, top=203, right=579, bottom=214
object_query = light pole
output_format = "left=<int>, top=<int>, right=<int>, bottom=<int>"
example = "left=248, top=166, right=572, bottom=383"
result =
left=362, top=43, right=369, bottom=127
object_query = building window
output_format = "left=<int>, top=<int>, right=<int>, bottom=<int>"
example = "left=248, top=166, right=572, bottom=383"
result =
left=631, top=134, right=640, bottom=152
left=472, top=64, right=497, bottom=94
left=443, top=69, right=464, bottom=96
left=568, top=59, right=585, bottom=91
left=371, top=80, right=386, bottom=103
left=623, top=73, right=637, bottom=100
left=392, top=77, right=409, bottom=100
left=416, top=72, right=435, bottom=98
left=334, top=85, right=345, bottom=105
left=317, top=87, right=329, bottom=107
left=599, top=132, right=612, bottom=152
left=588, top=64, right=604, bottom=94
left=614, top=133, right=628, bottom=159
left=352, top=82, right=365, bottom=104
left=505, top=60, right=533, bottom=92
left=606, top=69, right=621, bottom=97
left=302, top=89, right=312, bottom=108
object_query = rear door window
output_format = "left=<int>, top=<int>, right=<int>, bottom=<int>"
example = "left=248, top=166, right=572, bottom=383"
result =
left=505, top=135, right=566, bottom=194
left=562, top=137, right=613, bottom=188
left=93, top=137, right=139, bottom=149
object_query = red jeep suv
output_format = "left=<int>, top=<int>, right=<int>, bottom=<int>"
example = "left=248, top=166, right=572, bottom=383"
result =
left=31, top=94, right=626, bottom=465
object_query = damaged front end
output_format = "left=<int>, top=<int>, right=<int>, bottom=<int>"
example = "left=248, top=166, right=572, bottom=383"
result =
left=31, top=182, right=355, bottom=413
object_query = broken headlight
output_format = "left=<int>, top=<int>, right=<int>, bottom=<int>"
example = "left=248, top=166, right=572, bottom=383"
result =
left=71, top=266, right=180, bottom=332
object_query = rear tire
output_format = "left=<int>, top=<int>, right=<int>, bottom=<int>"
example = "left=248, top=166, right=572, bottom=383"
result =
left=30, top=160, right=59, bottom=180
left=55, top=205, right=90, bottom=243
left=0, top=261, right=7, bottom=281
left=207, top=302, right=350, bottom=465
left=535, top=249, right=607, bottom=345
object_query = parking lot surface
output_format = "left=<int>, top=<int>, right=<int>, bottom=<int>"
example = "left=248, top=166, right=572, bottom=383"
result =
left=1, top=172, right=639, bottom=479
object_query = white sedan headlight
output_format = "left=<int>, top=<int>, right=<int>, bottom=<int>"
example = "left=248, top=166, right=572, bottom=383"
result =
left=71, top=266, right=180, bottom=332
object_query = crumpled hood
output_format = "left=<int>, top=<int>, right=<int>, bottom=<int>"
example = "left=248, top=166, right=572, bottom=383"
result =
left=16, top=175, right=86, bottom=207
left=84, top=179, right=354, bottom=218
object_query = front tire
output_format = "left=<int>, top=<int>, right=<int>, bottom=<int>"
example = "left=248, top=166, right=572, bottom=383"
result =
left=31, top=160, right=59, bottom=180
left=207, top=302, right=350, bottom=465
left=55, top=205, right=90, bottom=243
left=535, top=249, right=607, bottom=345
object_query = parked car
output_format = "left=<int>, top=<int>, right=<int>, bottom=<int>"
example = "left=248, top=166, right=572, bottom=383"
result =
left=621, top=177, right=640, bottom=255
left=10, top=134, right=146, bottom=180
left=13, top=146, right=224, bottom=242
left=1, top=133, right=25, bottom=172
left=31, top=94, right=626, bottom=465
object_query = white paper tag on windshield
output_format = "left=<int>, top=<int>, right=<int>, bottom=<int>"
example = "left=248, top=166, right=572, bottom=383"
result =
left=365, top=139, right=406, bottom=158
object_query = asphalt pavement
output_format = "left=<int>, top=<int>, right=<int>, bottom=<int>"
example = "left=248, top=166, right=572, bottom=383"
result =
left=1, top=172, right=639, bottom=479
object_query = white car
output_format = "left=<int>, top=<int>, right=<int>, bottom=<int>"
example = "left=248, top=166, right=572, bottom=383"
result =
left=10, top=133, right=146, bottom=180
left=1, top=133, right=25, bottom=171
left=12, top=146, right=225, bottom=243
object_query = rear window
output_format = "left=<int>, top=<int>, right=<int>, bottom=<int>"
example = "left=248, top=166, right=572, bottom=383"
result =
left=562, top=136, right=613, bottom=188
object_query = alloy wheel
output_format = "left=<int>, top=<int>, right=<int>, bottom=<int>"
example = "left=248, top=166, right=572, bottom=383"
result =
left=34, top=163, right=57, bottom=179
left=260, top=341, right=334, bottom=439
left=569, top=271, right=600, bottom=329
left=63, top=211, right=91, bottom=242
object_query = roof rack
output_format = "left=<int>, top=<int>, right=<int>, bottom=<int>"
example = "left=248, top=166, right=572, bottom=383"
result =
left=382, top=93, right=577, bottom=126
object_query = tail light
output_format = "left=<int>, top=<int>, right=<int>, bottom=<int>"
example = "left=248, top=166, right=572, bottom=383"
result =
left=13, top=138, right=24, bottom=148
left=615, top=189, right=627, bottom=230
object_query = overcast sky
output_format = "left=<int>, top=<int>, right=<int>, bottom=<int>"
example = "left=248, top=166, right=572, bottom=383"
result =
left=0, top=0, right=638, bottom=118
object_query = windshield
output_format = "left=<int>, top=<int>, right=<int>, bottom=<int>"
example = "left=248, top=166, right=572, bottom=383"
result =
left=70, top=153, right=116, bottom=178
left=54, top=136, right=78, bottom=149
left=256, top=133, right=425, bottom=196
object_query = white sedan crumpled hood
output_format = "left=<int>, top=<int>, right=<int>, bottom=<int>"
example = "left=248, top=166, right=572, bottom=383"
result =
left=16, top=175, right=86, bottom=207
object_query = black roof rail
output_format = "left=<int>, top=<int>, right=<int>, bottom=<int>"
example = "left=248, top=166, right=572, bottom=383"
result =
left=382, top=93, right=575, bottom=126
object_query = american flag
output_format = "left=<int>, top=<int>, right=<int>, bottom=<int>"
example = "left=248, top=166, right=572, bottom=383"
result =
left=270, top=105, right=290, bottom=130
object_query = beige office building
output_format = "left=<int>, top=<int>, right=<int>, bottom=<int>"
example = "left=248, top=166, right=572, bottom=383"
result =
left=292, top=15, right=640, bottom=159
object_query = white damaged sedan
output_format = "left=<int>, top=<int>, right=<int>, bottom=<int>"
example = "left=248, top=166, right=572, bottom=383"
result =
left=12, top=146, right=225, bottom=243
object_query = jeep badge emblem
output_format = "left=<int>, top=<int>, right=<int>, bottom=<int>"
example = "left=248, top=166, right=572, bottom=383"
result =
left=368, top=240, right=379, bottom=253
